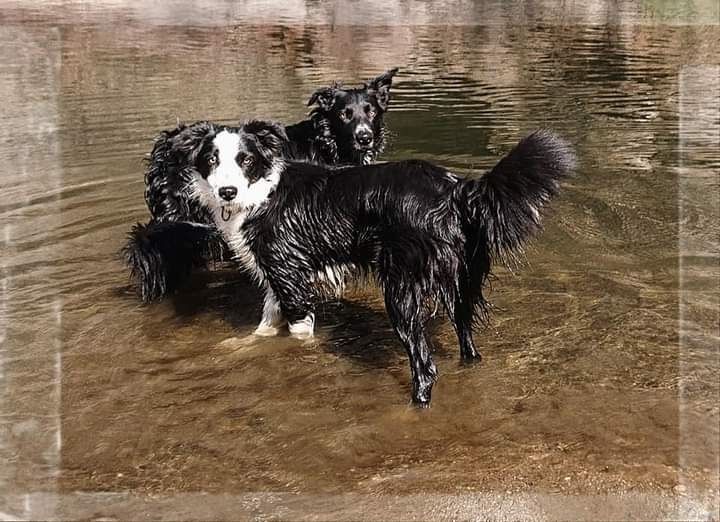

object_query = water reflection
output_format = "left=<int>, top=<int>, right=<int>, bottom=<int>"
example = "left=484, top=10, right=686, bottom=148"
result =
left=0, top=1, right=718, bottom=519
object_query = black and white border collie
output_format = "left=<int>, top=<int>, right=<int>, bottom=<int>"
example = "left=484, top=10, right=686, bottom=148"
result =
left=124, top=68, right=398, bottom=301
left=138, top=119, right=575, bottom=407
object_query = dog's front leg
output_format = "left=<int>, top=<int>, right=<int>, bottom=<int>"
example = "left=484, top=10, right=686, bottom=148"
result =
left=254, top=287, right=286, bottom=336
left=282, top=296, right=315, bottom=339
left=262, top=276, right=316, bottom=339
left=288, top=312, right=315, bottom=339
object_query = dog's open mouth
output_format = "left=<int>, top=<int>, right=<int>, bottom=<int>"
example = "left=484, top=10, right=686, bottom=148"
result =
left=220, top=207, right=233, bottom=222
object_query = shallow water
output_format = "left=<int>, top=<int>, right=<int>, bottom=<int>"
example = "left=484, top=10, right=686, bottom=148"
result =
left=1, top=1, right=719, bottom=520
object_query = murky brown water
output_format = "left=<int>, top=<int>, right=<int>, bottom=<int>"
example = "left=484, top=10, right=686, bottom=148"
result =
left=1, top=1, right=719, bottom=520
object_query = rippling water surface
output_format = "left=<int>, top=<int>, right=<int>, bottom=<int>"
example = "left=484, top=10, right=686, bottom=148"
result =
left=1, top=1, right=718, bottom=519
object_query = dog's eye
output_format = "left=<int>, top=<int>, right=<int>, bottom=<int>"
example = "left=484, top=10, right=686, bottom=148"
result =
left=364, top=105, right=375, bottom=118
left=242, top=156, right=254, bottom=167
left=341, top=108, right=353, bottom=122
left=208, top=156, right=217, bottom=166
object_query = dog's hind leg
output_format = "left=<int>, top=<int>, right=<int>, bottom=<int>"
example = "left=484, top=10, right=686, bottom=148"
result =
left=382, top=288, right=438, bottom=407
left=442, top=279, right=481, bottom=362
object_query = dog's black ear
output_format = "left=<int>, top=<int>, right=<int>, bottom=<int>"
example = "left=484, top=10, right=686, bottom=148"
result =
left=168, top=121, right=216, bottom=164
left=367, top=67, right=398, bottom=111
left=244, top=120, right=288, bottom=160
left=307, top=86, right=337, bottom=111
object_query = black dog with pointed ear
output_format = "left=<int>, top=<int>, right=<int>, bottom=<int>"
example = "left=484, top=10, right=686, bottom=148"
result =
left=366, top=68, right=397, bottom=111
left=294, top=68, right=399, bottom=165
left=124, top=69, right=399, bottom=302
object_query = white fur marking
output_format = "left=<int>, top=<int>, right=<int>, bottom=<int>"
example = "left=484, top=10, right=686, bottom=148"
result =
left=311, top=263, right=356, bottom=296
left=191, top=130, right=285, bottom=283
left=356, top=122, right=372, bottom=135
left=219, top=160, right=283, bottom=281
left=528, top=204, right=540, bottom=223
left=204, top=130, right=283, bottom=213
left=208, top=131, right=242, bottom=195
left=255, top=288, right=286, bottom=336
left=444, top=170, right=460, bottom=183
left=289, top=313, right=315, bottom=338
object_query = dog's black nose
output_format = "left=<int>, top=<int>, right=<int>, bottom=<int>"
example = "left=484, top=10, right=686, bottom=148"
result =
left=355, top=129, right=373, bottom=147
left=218, top=186, right=238, bottom=201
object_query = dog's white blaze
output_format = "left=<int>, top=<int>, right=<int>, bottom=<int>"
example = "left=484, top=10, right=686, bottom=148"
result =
left=356, top=123, right=372, bottom=135
left=288, top=313, right=315, bottom=338
left=208, top=131, right=242, bottom=192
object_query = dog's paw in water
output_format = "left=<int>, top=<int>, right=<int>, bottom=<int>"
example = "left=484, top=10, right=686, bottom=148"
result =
left=288, top=313, right=315, bottom=339
left=254, top=324, right=282, bottom=337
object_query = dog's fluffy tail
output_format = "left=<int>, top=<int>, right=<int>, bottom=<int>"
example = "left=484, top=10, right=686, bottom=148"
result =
left=122, top=220, right=226, bottom=302
left=459, top=130, right=576, bottom=265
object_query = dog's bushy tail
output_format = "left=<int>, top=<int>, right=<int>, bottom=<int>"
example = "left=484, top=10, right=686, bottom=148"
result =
left=459, top=130, right=576, bottom=265
left=121, top=220, right=226, bottom=302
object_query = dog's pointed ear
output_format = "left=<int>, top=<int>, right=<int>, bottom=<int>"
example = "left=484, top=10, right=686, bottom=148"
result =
left=244, top=120, right=288, bottom=160
left=367, top=67, right=398, bottom=111
left=307, top=86, right=337, bottom=111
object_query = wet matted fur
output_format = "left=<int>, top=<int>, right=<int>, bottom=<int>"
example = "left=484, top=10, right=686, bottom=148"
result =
left=124, top=68, right=398, bottom=301
left=130, top=120, right=576, bottom=406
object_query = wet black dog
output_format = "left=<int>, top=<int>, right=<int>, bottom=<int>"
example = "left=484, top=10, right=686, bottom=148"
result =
left=285, top=68, right=397, bottom=166
left=136, top=120, right=575, bottom=406
left=124, top=69, right=398, bottom=301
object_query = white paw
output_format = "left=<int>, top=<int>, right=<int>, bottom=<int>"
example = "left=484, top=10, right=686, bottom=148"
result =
left=288, top=314, right=315, bottom=339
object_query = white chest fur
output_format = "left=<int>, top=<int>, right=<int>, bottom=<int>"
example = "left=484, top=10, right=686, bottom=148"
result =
left=213, top=208, right=265, bottom=284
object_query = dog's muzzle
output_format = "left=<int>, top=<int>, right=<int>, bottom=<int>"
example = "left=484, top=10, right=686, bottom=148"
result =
left=219, top=186, right=238, bottom=201
left=218, top=186, right=238, bottom=221
left=355, top=129, right=373, bottom=149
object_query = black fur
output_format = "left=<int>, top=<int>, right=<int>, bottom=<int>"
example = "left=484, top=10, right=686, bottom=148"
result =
left=175, top=123, right=576, bottom=406
left=288, top=67, right=398, bottom=165
left=125, top=69, right=398, bottom=301
left=121, top=221, right=224, bottom=302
